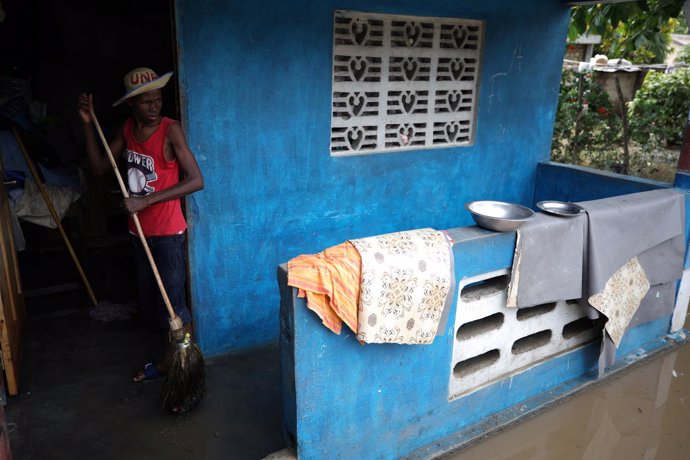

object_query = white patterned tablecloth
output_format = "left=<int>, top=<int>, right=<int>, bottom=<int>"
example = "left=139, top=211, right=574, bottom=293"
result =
left=350, top=228, right=454, bottom=344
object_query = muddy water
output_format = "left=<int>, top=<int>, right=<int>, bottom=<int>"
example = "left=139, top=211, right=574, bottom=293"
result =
left=446, top=343, right=690, bottom=459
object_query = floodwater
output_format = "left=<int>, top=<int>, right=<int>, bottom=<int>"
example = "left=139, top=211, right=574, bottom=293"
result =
left=446, top=342, right=690, bottom=459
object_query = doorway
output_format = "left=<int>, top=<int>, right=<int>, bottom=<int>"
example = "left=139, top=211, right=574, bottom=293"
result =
left=0, top=0, right=179, bottom=395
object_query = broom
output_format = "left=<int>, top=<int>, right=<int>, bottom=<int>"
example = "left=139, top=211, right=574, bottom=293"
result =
left=88, top=107, right=205, bottom=413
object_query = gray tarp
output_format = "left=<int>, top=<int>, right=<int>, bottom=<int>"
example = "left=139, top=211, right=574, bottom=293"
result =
left=508, top=188, right=686, bottom=375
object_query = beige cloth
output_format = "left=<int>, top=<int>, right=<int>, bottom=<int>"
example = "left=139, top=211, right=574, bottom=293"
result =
left=14, top=178, right=81, bottom=229
left=588, top=256, right=650, bottom=347
left=350, top=228, right=453, bottom=344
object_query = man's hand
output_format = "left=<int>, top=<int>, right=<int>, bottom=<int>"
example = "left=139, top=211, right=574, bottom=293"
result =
left=123, top=196, right=150, bottom=214
left=77, top=93, right=94, bottom=124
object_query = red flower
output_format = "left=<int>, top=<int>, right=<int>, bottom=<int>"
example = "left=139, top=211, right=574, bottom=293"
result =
left=598, top=106, right=607, bottom=114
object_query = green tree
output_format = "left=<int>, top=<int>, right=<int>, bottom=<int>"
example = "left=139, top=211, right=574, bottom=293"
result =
left=629, top=68, right=690, bottom=147
left=569, top=0, right=686, bottom=63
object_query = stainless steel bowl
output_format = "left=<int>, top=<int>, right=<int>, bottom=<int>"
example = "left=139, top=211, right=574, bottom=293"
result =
left=465, top=200, right=535, bottom=232
left=536, top=200, right=585, bottom=217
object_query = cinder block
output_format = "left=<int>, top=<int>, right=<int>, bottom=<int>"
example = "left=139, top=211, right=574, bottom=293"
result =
left=449, top=269, right=601, bottom=399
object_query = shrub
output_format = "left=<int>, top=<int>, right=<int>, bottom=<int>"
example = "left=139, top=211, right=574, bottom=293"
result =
left=551, top=70, right=622, bottom=169
left=677, top=43, right=690, bottom=63
left=629, top=68, right=690, bottom=148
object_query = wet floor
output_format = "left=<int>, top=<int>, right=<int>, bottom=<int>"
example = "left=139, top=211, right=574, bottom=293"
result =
left=444, top=341, right=690, bottom=460
left=5, top=243, right=690, bottom=459
left=4, top=291, right=285, bottom=460
left=3, top=240, right=285, bottom=460
left=6, top=285, right=690, bottom=460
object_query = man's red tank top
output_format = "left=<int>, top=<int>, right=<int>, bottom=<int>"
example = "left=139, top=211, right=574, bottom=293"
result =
left=124, top=117, right=187, bottom=237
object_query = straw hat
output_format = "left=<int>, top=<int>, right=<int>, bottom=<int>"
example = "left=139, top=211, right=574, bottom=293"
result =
left=112, top=67, right=173, bottom=107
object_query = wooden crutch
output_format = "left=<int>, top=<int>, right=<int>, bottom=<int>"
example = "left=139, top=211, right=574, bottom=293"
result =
left=10, top=126, right=98, bottom=307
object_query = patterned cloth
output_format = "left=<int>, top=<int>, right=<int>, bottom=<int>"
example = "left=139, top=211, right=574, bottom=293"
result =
left=350, top=228, right=454, bottom=344
left=287, top=242, right=361, bottom=335
left=588, top=256, right=650, bottom=346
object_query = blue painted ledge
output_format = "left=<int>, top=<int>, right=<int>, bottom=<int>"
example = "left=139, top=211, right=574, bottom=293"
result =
left=534, top=161, right=672, bottom=204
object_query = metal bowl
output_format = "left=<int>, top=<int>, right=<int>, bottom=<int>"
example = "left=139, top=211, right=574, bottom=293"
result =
left=536, top=200, right=585, bottom=217
left=465, top=200, right=535, bottom=232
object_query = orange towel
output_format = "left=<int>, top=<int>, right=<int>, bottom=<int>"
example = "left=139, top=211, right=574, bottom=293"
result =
left=287, top=241, right=361, bottom=335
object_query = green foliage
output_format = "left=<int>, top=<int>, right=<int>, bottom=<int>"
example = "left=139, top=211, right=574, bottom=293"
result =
left=677, top=44, right=690, bottom=63
left=672, top=10, right=689, bottom=33
left=597, top=22, right=670, bottom=63
left=569, top=0, right=685, bottom=63
left=551, top=70, right=622, bottom=169
left=558, top=1, right=688, bottom=181
left=629, top=68, right=690, bottom=147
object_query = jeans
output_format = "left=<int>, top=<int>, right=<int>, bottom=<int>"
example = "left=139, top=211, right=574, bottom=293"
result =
left=132, top=233, right=192, bottom=330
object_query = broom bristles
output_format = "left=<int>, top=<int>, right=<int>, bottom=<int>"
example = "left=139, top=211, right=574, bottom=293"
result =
left=162, top=329, right=206, bottom=413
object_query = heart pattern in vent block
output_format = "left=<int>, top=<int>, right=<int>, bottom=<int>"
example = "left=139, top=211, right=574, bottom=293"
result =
left=331, top=11, right=483, bottom=155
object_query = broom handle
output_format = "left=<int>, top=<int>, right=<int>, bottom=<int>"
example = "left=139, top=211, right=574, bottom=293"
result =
left=88, top=108, right=180, bottom=327
left=10, top=126, right=98, bottom=307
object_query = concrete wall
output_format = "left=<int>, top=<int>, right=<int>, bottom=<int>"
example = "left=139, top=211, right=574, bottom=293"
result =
left=277, top=227, right=683, bottom=459
left=534, top=161, right=672, bottom=203
left=174, top=0, right=570, bottom=355
left=277, top=165, right=688, bottom=459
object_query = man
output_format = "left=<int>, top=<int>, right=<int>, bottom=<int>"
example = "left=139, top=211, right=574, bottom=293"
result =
left=78, top=67, right=203, bottom=383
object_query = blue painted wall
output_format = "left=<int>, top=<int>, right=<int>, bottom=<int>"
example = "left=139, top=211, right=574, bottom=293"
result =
left=175, top=0, right=571, bottom=355
left=534, top=161, right=672, bottom=203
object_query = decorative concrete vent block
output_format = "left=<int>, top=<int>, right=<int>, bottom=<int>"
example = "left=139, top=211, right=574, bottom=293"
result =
left=449, top=269, right=601, bottom=400
left=330, top=10, right=484, bottom=156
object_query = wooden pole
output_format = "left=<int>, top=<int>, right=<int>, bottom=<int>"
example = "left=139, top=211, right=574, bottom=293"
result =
left=571, top=73, right=585, bottom=164
left=614, top=75, right=630, bottom=175
left=10, top=126, right=98, bottom=307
